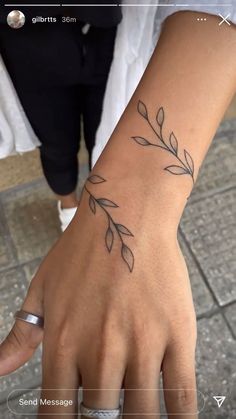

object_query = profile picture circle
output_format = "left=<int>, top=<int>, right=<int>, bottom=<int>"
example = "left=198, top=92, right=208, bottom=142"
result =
left=7, top=10, right=25, bottom=29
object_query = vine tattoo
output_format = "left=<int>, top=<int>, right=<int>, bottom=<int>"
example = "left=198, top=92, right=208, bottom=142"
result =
left=131, top=101, right=195, bottom=182
left=84, top=175, right=134, bottom=272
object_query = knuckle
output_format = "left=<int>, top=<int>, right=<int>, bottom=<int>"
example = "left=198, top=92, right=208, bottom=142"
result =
left=170, top=311, right=197, bottom=347
left=89, top=325, right=124, bottom=385
left=128, top=320, right=163, bottom=370
left=175, top=386, right=196, bottom=409
left=6, top=331, right=21, bottom=351
left=95, top=348, right=119, bottom=387
left=131, top=319, right=163, bottom=360
left=96, top=332, right=120, bottom=366
left=48, top=322, right=74, bottom=360
left=132, top=318, right=161, bottom=351
left=9, top=322, right=42, bottom=352
left=10, top=324, right=27, bottom=348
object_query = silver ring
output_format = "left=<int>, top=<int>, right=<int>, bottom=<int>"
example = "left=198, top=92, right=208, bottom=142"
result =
left=80, top=402, right=121, bottom=418
left=14, top=309, right=44, bottom=328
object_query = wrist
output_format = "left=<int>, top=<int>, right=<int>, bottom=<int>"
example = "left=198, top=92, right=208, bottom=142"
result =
left=76, top=172, right=185, bottom=245
left=84, top=169, right=189, bottom=230
left=91, top=112, right=194, bottom=233
left=68, top=174, right=184, bottom=275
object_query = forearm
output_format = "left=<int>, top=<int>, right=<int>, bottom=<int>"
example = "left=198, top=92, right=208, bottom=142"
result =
left=74, top=12, right=236, bottom=274
left=89, top=12, right=236, bottom=224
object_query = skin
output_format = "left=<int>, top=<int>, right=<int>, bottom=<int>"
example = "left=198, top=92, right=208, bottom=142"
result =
left=0, top=11, right=236, bottom=419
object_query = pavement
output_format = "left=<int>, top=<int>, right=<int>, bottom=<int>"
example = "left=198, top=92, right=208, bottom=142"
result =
left=0, top=119, right=236, bottom=418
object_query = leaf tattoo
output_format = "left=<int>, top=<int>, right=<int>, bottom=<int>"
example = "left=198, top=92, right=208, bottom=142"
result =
left=132, top=100, right=195, bottom=182
left=84, top=177, right=134, bottom=272
left=169, top=132, right=178, bottom=155
left=156, top=107, right=164, bottom=126
left=88, top=175, right=106, bottom=184
left=121, top=244, right=134, bottom=273
left=97, top=198, right=118, bottom=208
left=105, top=226, right=114, bottom=253
left=184, top=150, right=194, bottom=173
left=89, top=196, right=96, bottom=214
left=132, top=136, right=151, bottom=146
left=164, top=165, right=188, bottom=175
left=137, top=100, right=148, bottom=120
left=116, top=224, right=134, bottom=236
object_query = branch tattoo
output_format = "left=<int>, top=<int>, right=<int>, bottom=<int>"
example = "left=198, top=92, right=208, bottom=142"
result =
left=84, top=101, right=194, bottom=272
left=84, top=175, right=134, bottom=272
left=131, top=101, right=195, bottom=182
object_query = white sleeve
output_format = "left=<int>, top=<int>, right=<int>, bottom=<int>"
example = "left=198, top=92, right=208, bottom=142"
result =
left=152, top=1, right=236, bottom=68
left=92, top=0, right=158, bottom=166
left=0, top=55, right=40, bottom=159
left=157, top=0, right=236, bottom=26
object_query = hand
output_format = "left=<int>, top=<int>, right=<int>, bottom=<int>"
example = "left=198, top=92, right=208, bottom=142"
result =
left=0, top=183, right=197, bottom=419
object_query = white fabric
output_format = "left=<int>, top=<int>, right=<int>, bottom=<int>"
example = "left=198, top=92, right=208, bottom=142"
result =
left=0, top=55, right=40, bottom=158
left=92, top=0, right=236, bottom=166
left=57, top=201, right=78, bottom=232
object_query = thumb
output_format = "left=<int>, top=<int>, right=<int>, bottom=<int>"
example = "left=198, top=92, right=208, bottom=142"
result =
left=0, top=275, right=44, bottom=375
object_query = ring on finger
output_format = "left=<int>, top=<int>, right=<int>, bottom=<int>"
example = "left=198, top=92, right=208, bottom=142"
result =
left=80, top=402, right=121, bottom=418
left=14, top=309, right=44, bottom=328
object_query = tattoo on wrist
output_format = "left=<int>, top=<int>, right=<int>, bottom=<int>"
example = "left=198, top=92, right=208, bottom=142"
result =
left=131, top=100, right=195, bottom=183
left=84, top=175, right=134, bottom=273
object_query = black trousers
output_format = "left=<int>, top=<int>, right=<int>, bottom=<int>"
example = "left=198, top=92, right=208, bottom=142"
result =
left=0, top=23, right=116, bottom=195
